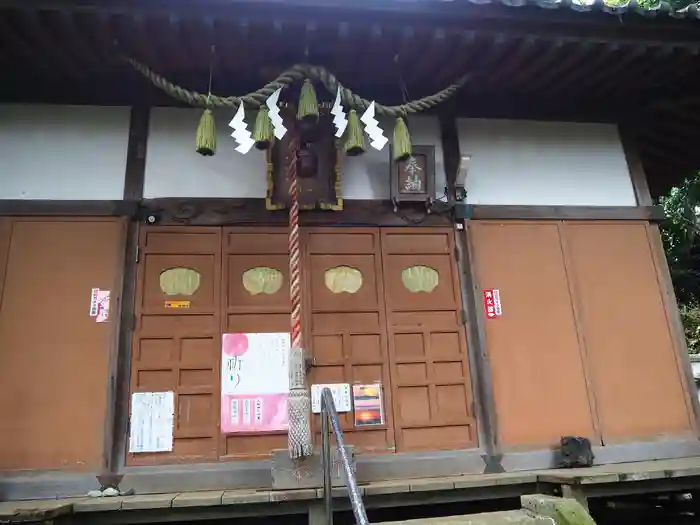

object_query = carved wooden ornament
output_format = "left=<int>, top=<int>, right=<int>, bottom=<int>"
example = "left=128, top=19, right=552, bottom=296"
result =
left=401, top=265, right=439, bottom=293
left=325, top=266, right=363, bottom=294
left=242, top=267, right=284, bottom=295
left=159, top=267, right=202, bottom=296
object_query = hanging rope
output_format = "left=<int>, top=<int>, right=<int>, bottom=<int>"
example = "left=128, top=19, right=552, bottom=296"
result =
left=124, top=56, right=469, bottom=117
left=286, top=137, right=313, bottom=459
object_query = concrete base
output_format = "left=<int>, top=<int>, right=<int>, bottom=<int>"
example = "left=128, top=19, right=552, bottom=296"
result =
left=271, top=446, right=355, bottom=490
left=2, top=438, right=700, bottom=500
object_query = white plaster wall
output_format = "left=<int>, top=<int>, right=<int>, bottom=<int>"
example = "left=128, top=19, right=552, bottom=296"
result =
left=0, top=105, right=130, bottom=200
left=144, top=108, right=446, bottom=200
left=341, top=115, right=446, bottom=200
left=458, top=119, right=636, bottom=206
left=145, top=109, right=636, bottom=205
left=144, top=107, right=268, bottom=199
left=691, top=361, right=700, bottom=380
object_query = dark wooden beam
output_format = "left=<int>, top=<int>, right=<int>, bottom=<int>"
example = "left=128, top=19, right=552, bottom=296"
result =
left=438, top=108, right=461, bottom=200
left=0, top=199, right=666, bottom=223
left=468, top=204, right=664, bottom=221
left=478, top=35, right=537, bottom=92
left=0, top=200, right=137, bottom=216
left=109, top=220, right=138, bottom=475
left=0, top=15, right=51, bottom=78
left=139, top=198, right=455, bottom=227
left=457, top=224, right=503, bottom=470
left=104, top=105, right=149, bottom=477
left=123, top=106, right=150, bottom=201
left=525, top=40, right=595, bottom=94
left=50, top=10, right=101, bottom=69
left=16, top=9, right=83, bottom=79
left=574, top=45, right=647, bottom=98
left=2, top=0, right=700, bottom=44
left=509, top=39, right=567, bottom=91
left=438, top=107, right=501, bottom=470
left=619, top=125, right=653, bottom=206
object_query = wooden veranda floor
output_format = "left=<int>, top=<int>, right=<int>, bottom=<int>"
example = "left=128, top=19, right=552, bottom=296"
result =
left=2, top=457, right=700, bottom=524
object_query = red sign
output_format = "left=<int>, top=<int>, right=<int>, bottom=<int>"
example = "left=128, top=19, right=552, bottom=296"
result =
left=483, top=289, right=502, bottom=319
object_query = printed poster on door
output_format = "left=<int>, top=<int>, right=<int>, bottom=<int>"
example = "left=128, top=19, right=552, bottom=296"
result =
left=220, top=332, right=290, bottom=433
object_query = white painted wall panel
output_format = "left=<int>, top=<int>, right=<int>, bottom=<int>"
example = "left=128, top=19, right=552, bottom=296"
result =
left=144, top=107, right=267, bottom=198
left=144, top=108, right=446, bottom=200
left=0, top=105, right=130, bottom=200
left=341, top=115, right=446, bottom=200
left=145, top=109, right=636, bottom=206
left=457, top=118, right=636, bottom=206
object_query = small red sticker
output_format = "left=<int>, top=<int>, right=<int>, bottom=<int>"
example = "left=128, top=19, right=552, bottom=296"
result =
left=483, top=289, right=503, bottom=319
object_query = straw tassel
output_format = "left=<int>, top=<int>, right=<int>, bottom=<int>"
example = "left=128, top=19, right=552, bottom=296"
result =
left=296, top=79, right=319, bottom=122
left=392, top=117, right=412, bottom=161
left=195, top=109, right=216, bottom=156
left=344, top=110, right=365, bottom=156
left=253, top=108, right=274, bottom=150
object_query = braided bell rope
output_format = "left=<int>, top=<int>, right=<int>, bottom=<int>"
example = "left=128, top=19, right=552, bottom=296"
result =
left=124, top=57, right=468, bottom=117
left=286, top=136, right=313, bottom=459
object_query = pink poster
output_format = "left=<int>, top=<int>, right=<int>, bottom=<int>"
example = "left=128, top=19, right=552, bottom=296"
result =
left=220, top=332, right=290, bottom=433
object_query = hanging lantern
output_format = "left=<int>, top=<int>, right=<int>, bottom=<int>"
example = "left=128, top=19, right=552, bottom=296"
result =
left=195, top=109, right=216, bottom=156
left=253, top=108, right=274, bottom=150
left=344, top=110, right=365, bottom=156
left=392, top=117, right=412, bottom=162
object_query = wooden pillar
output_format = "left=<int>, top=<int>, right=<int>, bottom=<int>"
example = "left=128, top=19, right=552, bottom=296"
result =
left=438, top=109, right=502, bottom=472
left=98, top=105, right=149, bottom=489
left=620, top=123, right=700, bottom=436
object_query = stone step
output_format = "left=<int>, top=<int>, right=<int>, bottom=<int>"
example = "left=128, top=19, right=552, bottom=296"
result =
left=378, top=510, right=549, bottom=525
left=377, top=495, right=596, bottom=525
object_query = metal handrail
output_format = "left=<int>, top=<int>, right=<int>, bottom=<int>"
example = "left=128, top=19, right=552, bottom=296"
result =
left=320, top=387, right=370, bottom=525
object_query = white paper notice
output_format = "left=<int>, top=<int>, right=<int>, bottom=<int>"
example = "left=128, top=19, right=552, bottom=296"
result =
left=221, top=333, right=290, bottom=396
left=89, top=288, right=100, bottom=317
left=311, top=383, right=352, bottom=414
left=128, top=392, right=175, bottom=453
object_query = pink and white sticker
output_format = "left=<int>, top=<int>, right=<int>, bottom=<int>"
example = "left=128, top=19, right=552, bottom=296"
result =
left=89, top=288, right=111, bottom=323
left=483, top=289, right=503, bottom=319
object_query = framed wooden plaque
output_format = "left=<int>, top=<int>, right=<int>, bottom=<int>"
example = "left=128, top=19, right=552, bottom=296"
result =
left=390, top=144, right=436, bottom=203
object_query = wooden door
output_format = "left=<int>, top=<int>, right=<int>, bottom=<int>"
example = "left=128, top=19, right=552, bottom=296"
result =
left=0, top=218, right=124, bottom=470
left=381, top=228, right=477, bottom=451
left=305, top=228, right=395, bottom=452
left=220, top=227, right=290, bottom=458
left=563, top=221, right=694, bottom=442
left=128, top=226, right=222, bottom=465
left=468, top=221, right=598, bottom=448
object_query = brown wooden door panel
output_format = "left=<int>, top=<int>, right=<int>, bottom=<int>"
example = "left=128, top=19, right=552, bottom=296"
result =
left=0, top=218, right=125, bottom=471
left=129, top=226, right=222, bottom=465
left=469, top=221, right=597, bottom=448
left=563, top=222, right=693, bottom=442
left=0, top=218, right=11, bottom=303
left=306, top=228, right=396, bottom=453
left=128, top=225, right=479, bottom=463
left=381, top=229, right=476, bottom=452
left=220, top=228, right=291, bottom=458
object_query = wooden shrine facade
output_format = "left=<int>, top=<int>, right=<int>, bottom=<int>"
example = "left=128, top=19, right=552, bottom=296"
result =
left=0, top=0, right=699, bottom=503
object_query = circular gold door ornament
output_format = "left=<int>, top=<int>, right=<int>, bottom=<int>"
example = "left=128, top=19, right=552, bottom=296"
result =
left=324, top=266, right=363, bottom=294
left=401, top=265, right=439, bottom=293
left=242, top=267, right=284, bottom=295
left=159, top=267, right=201, bottom=296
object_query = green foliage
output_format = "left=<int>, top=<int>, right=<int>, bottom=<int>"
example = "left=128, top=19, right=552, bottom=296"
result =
left=680, top=303, right=700, bottom=354
left=659, top=172, right=700, bottom=353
